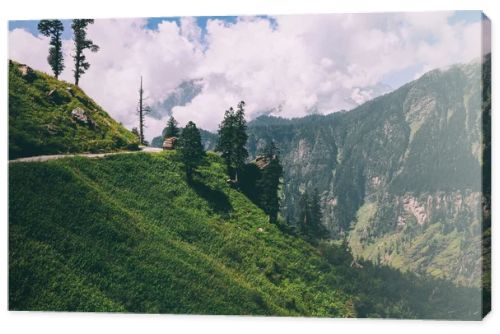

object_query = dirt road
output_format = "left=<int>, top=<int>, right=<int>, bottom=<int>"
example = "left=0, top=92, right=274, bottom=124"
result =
left=9, top=147, right=163, bottom=163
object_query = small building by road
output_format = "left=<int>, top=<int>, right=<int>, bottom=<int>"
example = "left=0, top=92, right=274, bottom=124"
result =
left=163, top=137, right=177, bottom=150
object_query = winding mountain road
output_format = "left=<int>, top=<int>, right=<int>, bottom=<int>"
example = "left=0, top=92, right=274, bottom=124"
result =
left=9, top=147, right=163, bottom=163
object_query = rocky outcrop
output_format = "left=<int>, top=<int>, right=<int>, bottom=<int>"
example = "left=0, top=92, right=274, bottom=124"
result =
left=71, top=107, right=89, bottom=123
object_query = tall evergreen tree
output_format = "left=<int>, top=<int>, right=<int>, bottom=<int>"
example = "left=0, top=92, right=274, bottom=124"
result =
left=256, top=141, right=283, bottom=223
left=37, top=20, right=65, bottom=79
left=309, top=188, right=329, bottom=239
left=232, top=101, right=249, bottom=181
left=164, top=116, right=180, bottom=138
left=297, top=188, right=329, bottom=240
left=71, top=19, right=99, bottom=86
left=178, top=121, right=205, bottom=181
left=297, top=190, right=311, bottom=236
left=215, top=101, right=248, bottom=182
left=216, top=107, right=236, bottom=176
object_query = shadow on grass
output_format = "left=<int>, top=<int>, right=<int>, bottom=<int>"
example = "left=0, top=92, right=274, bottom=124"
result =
left=188, top=179, right=233, bottom=217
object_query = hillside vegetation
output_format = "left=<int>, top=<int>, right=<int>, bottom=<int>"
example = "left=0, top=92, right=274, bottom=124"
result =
left=8, top=60, right=138, bottom=159
left=244, top=56, right=490, bottom=288
left=9, top=152, right=482, bottom=318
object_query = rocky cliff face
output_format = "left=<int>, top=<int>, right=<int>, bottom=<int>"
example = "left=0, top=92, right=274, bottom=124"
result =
left=246, top=56, right=490, bottom=287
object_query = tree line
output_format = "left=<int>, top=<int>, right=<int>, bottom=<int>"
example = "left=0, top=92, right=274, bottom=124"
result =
left=38, top=19, right=99, bottom=86
left=156, top=103, right=328, bottom=238
left=157, top=102, right=283, bottom=225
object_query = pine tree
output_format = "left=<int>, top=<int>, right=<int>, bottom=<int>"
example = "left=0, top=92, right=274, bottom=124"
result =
left=297, top=188, right=328, bottom=240
left=297, top=191, right=311, bottom=236
left=232, top=101, right=249, bottom=182
left=215, top=101, right=248, bottom=182
left=178, top=121, right=205, bottom=181
left=309, top=188, right=329, bottom=239
left=216, top=107, right=236, bottom=177
left=164, top=116, right=180, bottom=138
left=37, top=20, right=65, bottom=79
left=136, top=76, right=151, bottom=145
left=256, top=141, right=283, bottom=223
left=71, top=19, right=99, bottom=86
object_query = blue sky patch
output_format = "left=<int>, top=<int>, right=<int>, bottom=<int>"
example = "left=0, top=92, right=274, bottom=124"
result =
left=9, top=19, right=73, bottom=39
left=448, top=10, right=482, bottom=25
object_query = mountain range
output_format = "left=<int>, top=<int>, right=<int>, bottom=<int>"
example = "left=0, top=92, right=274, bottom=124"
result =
left=155, top=55, right=491, bottom=288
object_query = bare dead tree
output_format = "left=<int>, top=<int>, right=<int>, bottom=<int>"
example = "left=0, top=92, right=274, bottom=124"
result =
left=137, top=76, right=151, bottom=145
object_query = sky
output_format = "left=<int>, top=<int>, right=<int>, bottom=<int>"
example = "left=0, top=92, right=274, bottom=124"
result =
left=8, top=11, right=487, bottom=141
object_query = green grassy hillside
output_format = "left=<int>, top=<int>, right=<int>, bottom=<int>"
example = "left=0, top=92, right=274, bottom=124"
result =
left=9, top=152, right=481, bottom=318
left=8, top=60, right=139, bottom=159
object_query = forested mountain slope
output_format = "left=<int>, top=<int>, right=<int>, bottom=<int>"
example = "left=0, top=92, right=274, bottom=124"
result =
left=245, top=55, right=491, bottom=287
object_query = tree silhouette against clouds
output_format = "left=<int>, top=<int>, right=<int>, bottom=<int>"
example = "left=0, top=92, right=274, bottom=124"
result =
left=71, top=19, right=99, bottom=86
left=37, top=20, right=65, bottom=79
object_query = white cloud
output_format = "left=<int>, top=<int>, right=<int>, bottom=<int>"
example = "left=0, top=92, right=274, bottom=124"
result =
left=9, top=29, right=51, bottom=72
left=8, top=12, right=484, bottom=140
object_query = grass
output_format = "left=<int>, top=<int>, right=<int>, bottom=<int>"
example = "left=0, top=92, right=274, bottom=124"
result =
left=9, top=151, right=355, bottom=316
left=9, top=151, right=482, bottom=319
left=8, top=60, right=139, bottom=159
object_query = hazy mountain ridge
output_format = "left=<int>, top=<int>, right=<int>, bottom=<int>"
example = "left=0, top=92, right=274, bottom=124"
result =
left=149, top=79, right=204, bottom=120
left=245, top=56, right=490, bottom=287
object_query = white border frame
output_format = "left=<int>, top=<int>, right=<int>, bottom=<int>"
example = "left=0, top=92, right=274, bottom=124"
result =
left=1, top=1, right=498, bottom=333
